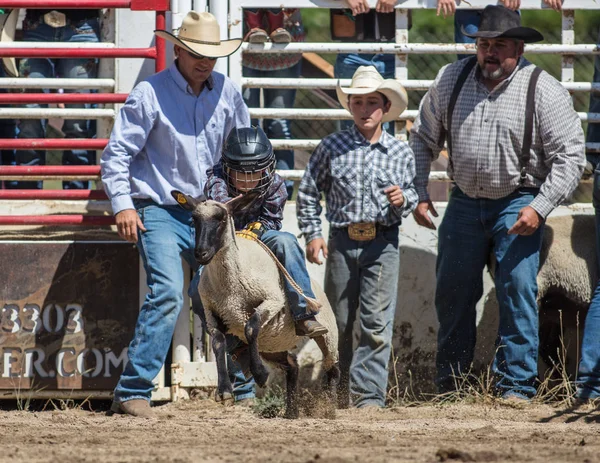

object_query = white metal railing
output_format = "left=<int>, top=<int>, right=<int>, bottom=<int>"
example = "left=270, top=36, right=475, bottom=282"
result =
left=243, top=77, right=600, bottom=94
left=229, top=0, right=600, bottom=153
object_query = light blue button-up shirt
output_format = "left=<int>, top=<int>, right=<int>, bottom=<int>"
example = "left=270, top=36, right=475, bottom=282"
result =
left=101, top=62, right=250, bottom=214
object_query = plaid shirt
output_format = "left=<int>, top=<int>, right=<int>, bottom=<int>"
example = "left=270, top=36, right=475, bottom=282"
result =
left=297, top=125, right=418, bottom=243
left=204, top=164, right=287, bottom=231
left=410, top=57, right=585, bottom=218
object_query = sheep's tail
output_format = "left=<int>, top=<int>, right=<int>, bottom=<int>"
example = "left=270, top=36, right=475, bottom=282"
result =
left=237, top=231, right=322, bottom=315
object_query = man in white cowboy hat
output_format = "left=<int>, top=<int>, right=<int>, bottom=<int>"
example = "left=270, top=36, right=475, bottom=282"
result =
left=297, top=65, right=418, bottom=408
left=101, top=11, right=249, bottom=418
left=410, top=5, right=585, bottom=401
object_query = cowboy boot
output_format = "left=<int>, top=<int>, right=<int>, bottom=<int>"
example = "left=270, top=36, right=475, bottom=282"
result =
left=109, top=399, right=155, bottom=419
left=265, top=9, right=292, bottom=44
left=295, top=316, right=328, bottom=338
left=243, top=9, right=268, bottom=44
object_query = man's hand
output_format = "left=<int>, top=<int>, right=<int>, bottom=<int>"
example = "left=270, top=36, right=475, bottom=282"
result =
left=306, top=238, right=328, bottom=265
left=376, top=0, right=397, bottom=13
left=499, top=0, right=521, bottom=10
left=436, top=0, right=456, bottom=17
left=542, top=0, right=562, bottom=10
left=116, top=209, right=146, bottom=243
left=412, top=200, right=439, bottom=230
left=345, top=0, right=370, bottom=16
left=507, top=206, right=543, bottom=236
left=384, top=185, right=405, bottom=207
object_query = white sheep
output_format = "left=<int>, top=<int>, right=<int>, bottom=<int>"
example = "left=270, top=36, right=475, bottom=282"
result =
left=537, top=214, right=596, bottom=307
left=171, top=190, right=340, bottom=418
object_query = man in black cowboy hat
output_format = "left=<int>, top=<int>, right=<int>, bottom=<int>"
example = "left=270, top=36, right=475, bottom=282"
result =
left=410, top=5, right=585, bottom=401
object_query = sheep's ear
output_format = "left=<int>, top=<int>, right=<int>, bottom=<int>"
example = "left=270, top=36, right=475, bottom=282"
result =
left=226, top=191, right=260, bottom=217
left=171, top=190, right=204, bottom=211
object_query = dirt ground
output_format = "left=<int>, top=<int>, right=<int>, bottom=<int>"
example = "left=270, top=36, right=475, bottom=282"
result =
left=0, top=400, right=599, bottom=463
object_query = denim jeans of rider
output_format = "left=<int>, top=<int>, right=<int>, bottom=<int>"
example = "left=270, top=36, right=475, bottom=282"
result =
left=325, top=225, right=400, bottom=408
left=576, top=166, right=600, bottom=400
left=8, top=18, right=99, bottom=189
left=435, top=187, right=543, bottom=399
left=113, top=201, right=197, bottom=403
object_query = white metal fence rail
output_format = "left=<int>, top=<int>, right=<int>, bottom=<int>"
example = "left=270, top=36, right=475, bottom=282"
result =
left=229, top=0, right=600, bottom=153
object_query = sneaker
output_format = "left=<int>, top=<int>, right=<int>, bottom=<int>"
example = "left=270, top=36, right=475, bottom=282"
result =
left=295, top=317, right=328, bottom=338
left=269, top=28, right=292, bottom=43
left=109, top=399, right=155, bottom=419
left=244, top=28, right=269, bottom=44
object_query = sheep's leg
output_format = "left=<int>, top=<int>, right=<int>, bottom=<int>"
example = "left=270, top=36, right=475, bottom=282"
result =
left=206, top=312, right=234, bottom=404
left=315, top=335, right=340, bottom=406
left=262, top=351, right=299, bottom=419
left=244, top=312, right=269, bottom=387
left=284, top=353, right=299, bottom=419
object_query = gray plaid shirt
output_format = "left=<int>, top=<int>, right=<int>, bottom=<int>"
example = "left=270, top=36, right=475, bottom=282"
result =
left=297, top=125, right=418, bottom=242
left=410, top=57, right=585, bottom=218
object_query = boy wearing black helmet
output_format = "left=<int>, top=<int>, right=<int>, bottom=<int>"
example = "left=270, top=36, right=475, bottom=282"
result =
left=193, top=126, right=327, bottom=339
left=189, top=126, right=327, bottom=404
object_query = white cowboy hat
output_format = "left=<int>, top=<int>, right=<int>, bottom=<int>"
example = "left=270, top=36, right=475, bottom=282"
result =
left=0, top=9, right=19, bottom=77
left=155, top=11, right=242, bottom=59
left=336, top=66, right=408, bottom=123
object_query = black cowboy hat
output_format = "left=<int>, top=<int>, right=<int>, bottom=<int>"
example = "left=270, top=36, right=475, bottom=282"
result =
left=462, top=5, right=544, bottom=43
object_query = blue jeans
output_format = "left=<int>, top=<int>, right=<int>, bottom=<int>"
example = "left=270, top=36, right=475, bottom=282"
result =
left=454, top=10, right=480, bottom=60
left=586, top=30, right=600, bottom=149
left=576, top=167, right=600, bottom=400
left=435, top=187, right=544, bottom=399
left=324, top=225, right=400, bottom=408
left=243, top=63, right=301, bottom=199
left=114, top=201, right=197, bottom=403
left=0, top=65, right=16, bottom=187
left=9, top=17, right=100, bottom=190
left=188, top=228, right=316, bottom=400
left=334, top=53, right=395, bottom=133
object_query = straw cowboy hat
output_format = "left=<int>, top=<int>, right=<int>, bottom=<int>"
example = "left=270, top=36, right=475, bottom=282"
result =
left=336, top=66, right=408, bottom=123
left=0, top=9, right=19, bottom=77
left=155, top=11, right=242, bottom=58
left=462, top=5, right=543, bottom=43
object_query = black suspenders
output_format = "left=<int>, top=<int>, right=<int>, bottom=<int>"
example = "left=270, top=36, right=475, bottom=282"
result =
left=445, top=58, right=543, bottom=185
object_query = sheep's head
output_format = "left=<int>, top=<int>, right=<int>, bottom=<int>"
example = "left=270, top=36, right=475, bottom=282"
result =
left=171, top=190, right=260, bottom=265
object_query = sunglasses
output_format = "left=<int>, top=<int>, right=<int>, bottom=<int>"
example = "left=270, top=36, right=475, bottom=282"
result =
left=180, top=48, right=217, bottom=61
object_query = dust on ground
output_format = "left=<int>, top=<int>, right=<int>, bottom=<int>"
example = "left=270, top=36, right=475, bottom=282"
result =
left=0, top=400, right=599, bottom=463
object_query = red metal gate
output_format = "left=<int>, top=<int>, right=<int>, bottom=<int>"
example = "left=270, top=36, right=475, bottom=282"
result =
left=0, top=0, right=169, bottom=225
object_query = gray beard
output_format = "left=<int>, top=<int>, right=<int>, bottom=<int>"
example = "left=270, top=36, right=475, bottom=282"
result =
left=481, top=66, right=505, bottom=80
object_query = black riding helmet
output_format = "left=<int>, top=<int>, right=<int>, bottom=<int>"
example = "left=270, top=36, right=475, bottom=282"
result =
left=222, top=126, right=276, bottom=196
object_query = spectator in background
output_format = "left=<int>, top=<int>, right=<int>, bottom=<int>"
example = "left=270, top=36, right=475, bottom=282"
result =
left=8, top=8, right=101, bottom=190
left=242, top=8, right=304, bottom=199
left=435, top=0, right=562, bottom=60
left=332, top=0, right=403, bottom=133
left=0, top=9, right=18, bottom=189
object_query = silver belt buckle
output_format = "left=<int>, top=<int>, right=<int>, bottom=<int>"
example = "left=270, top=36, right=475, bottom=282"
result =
left=43, top=11, right=67, bottom=28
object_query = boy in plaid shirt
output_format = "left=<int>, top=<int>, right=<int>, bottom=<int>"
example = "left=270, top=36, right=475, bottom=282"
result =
left=297, top=66, right=417, bottom=408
